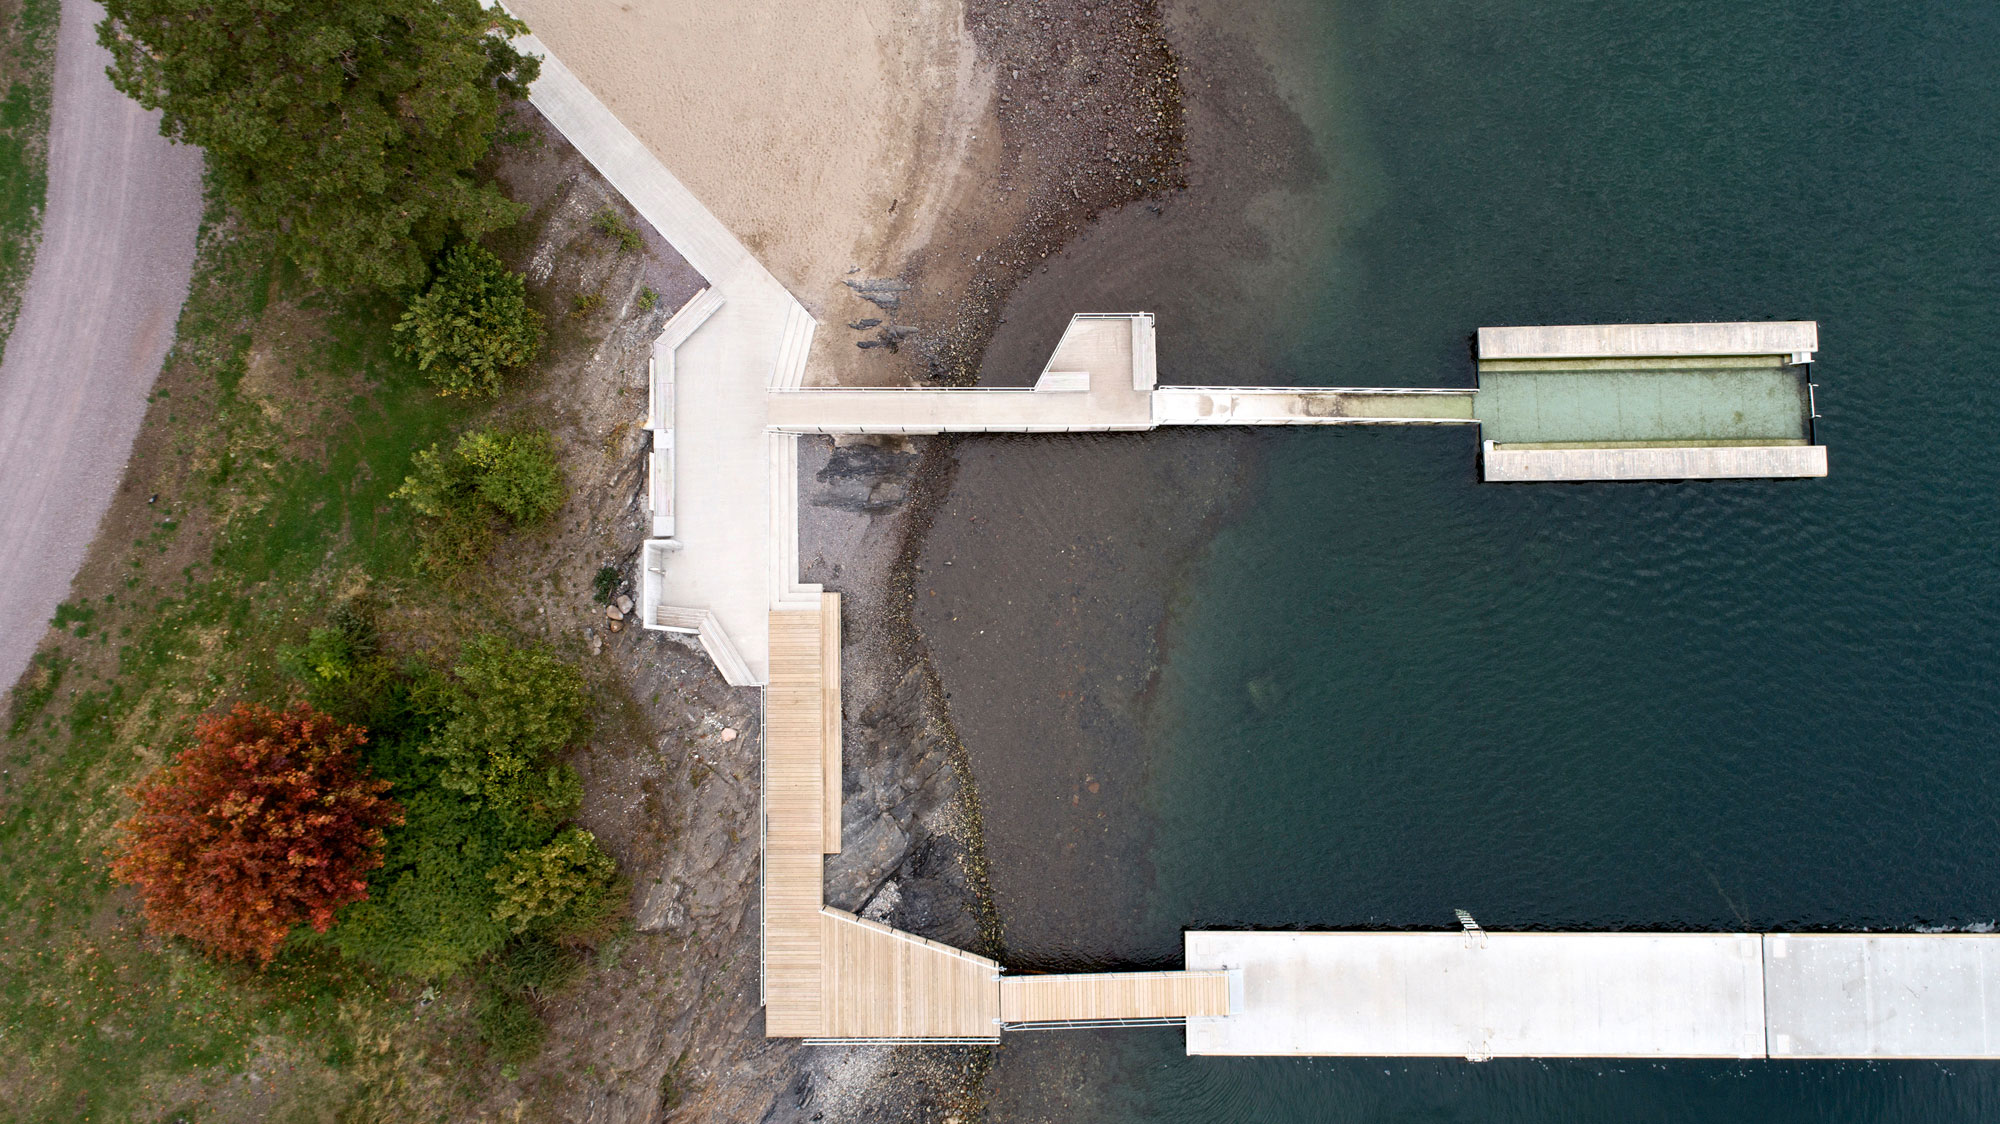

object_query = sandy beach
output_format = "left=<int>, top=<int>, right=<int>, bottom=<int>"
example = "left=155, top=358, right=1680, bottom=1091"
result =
left=504, top=0, right=990, bottom=387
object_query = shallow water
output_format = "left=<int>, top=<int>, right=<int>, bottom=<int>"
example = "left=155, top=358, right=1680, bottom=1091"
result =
left=939, top=0, right=2000, bottom=1117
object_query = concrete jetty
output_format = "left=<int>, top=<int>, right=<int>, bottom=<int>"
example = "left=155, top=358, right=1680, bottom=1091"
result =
left=1186, top=930, right=2000, bottom=1060
left=1476, top=321, right=1826, bottom=482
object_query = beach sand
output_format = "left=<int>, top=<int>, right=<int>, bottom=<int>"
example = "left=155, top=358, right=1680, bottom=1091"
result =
left=504, top=0, right=992, bottom=387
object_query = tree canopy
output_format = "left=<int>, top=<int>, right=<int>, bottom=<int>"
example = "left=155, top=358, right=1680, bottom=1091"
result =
left=394, top=244, right=544, bottom=396
left=394, top=427, right=565, bottom=574
left=98, top=0, right=540, bottom=290
left=110, top=703, right=403, bottom=964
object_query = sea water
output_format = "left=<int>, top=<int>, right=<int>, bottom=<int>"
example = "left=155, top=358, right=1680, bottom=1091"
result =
left=967, top=0, right=2000, bottom=1117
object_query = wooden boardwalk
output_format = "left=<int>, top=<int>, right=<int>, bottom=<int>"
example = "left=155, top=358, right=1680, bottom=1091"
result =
left=762, top=607, right=827, bottom=1036
left=763, top=594, right=1229, bottom=1040
left=1000, top=971, right=1232, bottom=1025
left=821, top=909, right=1001, bottom=1039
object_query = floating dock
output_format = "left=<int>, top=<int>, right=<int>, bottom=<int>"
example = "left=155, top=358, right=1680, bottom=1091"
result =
left=1183, top=930, right=2000, bottom=1060
left=1185, top=931, right=1767, bottom=1059
left=1475, top=321, right=1826, bottom=482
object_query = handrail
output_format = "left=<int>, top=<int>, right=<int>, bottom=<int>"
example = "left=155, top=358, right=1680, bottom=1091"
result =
left=1158, top=385, right=1477, bottom=395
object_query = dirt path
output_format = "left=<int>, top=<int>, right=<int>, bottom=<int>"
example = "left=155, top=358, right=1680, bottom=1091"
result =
left=0, top=0, right=201, bottom=694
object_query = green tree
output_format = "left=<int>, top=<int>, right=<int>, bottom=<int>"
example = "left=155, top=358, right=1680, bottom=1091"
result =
left=393, top=428, right=563, bottom=573
left=458, top=429, right=564, bottom=523
left=98, top=0, right=539, bottom=290
left=394, top=245, right=544, bottom=397
left=489, top=828, right=616, bottom=934
left=422, top=635, right=588, bottom=821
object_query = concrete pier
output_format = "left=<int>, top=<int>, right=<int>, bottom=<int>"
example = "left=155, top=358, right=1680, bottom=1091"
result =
left=1764, top=935, right=2000, bottom=1058
left=1185, top=931, right=1768, bottom=1059
left=1184, top=930, right=2000, bottom=1060
left=1476, top=321, right=1825, bottom=482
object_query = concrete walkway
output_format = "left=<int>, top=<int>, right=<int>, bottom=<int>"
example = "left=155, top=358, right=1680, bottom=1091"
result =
left=517, top=25, right=819, bottom=685
left=0, top=0, right=202, bottom=695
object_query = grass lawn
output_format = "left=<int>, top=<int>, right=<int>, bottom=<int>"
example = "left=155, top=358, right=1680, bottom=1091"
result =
left=0, top=0, right=54, bottom=339
left=0, top=213, right=493, bottom=1122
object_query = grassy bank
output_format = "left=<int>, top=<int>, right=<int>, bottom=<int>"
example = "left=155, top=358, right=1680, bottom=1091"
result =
left=0, top=0, right=54, bottom=340
left=0, top=167, right=664, bottom=1114
left=0, top=209, right=476, bottom=1119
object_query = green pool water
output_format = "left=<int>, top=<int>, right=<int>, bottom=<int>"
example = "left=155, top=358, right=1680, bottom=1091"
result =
left=1475, top=357, right=1812, bottom=446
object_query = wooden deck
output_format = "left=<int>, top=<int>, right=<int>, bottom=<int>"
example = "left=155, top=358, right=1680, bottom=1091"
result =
left=1000, top=971, right=1233, bottom=1024
left=766, top=596, right=1229, bottom=1041
left=763, top=607, right=827, bottom=1036
left=765, top=597, right=1004, bottom=1039
left=820, top=593, right=842, bottom=853
left=821, top=909, right=1002, bottom=1039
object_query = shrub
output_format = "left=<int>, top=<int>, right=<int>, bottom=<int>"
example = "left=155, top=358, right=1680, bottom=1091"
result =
left=394, top=244, right=544, bottom=398
left=591, top=209, right=642, bottom=253
left=314, top=634, right=612, bottom=982
left=489, top=828, right=617, bottom=934
left=422, top=635, right=588, bottom=821
left=591, top=565, right=621, bottom=605
left=491, top=933, right=584, bottom=998
left=8, top=651, right=66, bottom=736
left=110, top=703, right=403, bottom=964
left=458, top=430, right=564, bottom=524
left=394, top=428, right=563, bottom=574
left=326, top=786, right=532, bottom=977
left=279, top=602, right=409, bottom=730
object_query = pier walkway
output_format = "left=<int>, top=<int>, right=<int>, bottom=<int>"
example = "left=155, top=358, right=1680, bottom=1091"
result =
left=1187, top=930, right=2000, bottom=1059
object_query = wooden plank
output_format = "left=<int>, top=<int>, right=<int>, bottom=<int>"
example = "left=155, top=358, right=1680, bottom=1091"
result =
left=821, top=592, right=842, bottom=854
left=999, top=972, right=1233, bottom=1023
left=820, top=909, right=1001, bottom=1039
left=763, top=609, right=824, bottom=1036
left=1477, top=322, right=1817, bottom=361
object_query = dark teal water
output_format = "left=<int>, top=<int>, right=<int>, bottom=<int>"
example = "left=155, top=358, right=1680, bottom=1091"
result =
left=995, top=0, right=2000, bottom=1117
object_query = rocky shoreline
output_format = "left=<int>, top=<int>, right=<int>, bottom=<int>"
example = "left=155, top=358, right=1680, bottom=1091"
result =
left=504, top=2, right=1199, bottom=1119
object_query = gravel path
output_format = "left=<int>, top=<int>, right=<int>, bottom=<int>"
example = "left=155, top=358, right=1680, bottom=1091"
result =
left=0, top=0, right=201, bottom=694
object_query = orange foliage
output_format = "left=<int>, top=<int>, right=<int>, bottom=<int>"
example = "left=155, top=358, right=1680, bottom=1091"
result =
left=110, top=702, right=403, bottom=964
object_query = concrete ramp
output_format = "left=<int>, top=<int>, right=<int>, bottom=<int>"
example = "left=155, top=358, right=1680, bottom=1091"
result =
left=1185, top=931, right=1767, bottom=1059
left=1765, top=935, right=2000, bottom=1058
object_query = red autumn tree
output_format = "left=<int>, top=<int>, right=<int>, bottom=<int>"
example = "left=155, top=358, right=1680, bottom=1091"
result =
left=110, top=702, right=403, bottom=964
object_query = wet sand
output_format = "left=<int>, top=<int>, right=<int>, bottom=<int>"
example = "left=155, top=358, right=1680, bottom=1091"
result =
left=913, top=0, right=1336, bottom=971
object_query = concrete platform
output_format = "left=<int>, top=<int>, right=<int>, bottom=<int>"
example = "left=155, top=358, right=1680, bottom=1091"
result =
left=1184, top=931, right=1767, bottom=1059
left=1765, top=935, right=2000, bottom=1058
left=1483, top=442, right=1828, bottom=482
left=1478, top=321, right=1818, bottom=360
